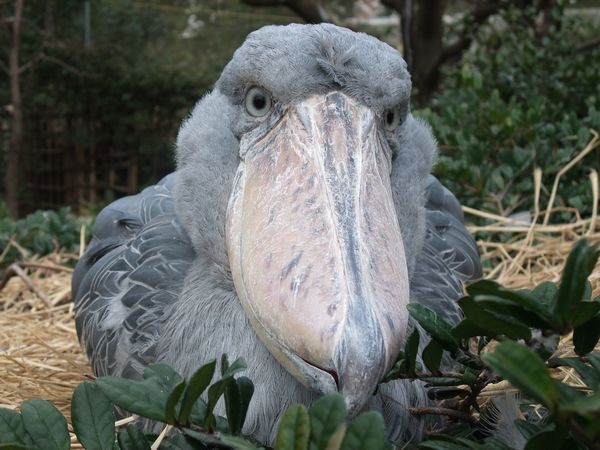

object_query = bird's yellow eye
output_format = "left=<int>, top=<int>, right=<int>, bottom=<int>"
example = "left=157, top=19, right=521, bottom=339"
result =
left=383, top=107, right=402, bottom=131
left=245, top=87, right=272, bottom=117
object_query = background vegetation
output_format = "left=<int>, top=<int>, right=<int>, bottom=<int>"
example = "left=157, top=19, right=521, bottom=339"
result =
left=1, top=0, right=598, bottom=218
left=1, top=1, right=599, bottom=449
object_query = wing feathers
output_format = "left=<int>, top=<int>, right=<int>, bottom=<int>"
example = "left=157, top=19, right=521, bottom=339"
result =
left=73, top=175, right=195, bottom=377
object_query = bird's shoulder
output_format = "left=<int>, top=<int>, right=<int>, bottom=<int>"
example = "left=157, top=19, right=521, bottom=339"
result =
left=72, top=174, right=196, bottom=377
left=411, top=175, right=482, bottom=325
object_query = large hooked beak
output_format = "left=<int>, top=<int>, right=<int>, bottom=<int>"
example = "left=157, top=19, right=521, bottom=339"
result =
left=226, top=92, right=410, bottom=414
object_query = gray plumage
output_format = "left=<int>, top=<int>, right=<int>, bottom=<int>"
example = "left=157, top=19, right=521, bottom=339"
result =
left=73, top=23, right=481, bottom=444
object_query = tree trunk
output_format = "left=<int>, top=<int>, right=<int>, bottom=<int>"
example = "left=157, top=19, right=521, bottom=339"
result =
left=242, top=0, right=332, bottom=23
left=410, top=0, right=447, bottom=95
left=5, top=0, right=24, bottom=218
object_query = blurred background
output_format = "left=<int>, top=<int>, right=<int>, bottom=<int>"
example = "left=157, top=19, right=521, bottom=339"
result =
left=0, top=0, right=598, bottom=257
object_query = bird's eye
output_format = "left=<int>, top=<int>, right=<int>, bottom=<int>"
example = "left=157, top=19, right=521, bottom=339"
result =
left=383, top=107, right=402, bottom=131
left=245, top=87, right=272, bottom=117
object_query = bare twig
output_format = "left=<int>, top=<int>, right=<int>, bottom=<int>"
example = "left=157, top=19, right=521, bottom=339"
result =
left=79, top=224, right=86, bottom=257
left=41, top=54, right=88, bottom=76
left=151, top=424, right=173, bottom=450
left=17, top=262, right=73, bottom=273
left=388, top=371, right=465, bottom=380
left=18, top=51, right=44, bottom=74
left=577, top=35, right=600, bottom=52
left=588, top=170, right=598, bottom=237
left=9, top=238, right=31, bottom=259
left=409, top=406, right=477, bottom=423
left=543, top=130, right=600, bottom=225
left=440, top=0, right=512, bottom=65
left=0, top=263, right=52, bottom=308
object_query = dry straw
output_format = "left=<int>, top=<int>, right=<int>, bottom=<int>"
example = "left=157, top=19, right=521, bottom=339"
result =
left=0, top=131, right=598, bottom=440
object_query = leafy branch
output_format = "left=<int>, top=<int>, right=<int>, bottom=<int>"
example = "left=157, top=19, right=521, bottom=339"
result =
left=386, top=238, right=600, bottom=449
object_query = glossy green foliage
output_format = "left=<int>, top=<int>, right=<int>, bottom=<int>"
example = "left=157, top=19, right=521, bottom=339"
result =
left=395, top=239, right=600, bottom=449
left=417, top=7, right=600, bottom=220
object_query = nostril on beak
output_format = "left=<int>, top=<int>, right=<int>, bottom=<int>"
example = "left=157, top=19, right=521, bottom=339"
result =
left=302, top=359, right=341, bottom=390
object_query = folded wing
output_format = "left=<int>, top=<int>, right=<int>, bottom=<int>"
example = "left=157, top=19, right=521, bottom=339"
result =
left=72, top=174, right=195, bottom=378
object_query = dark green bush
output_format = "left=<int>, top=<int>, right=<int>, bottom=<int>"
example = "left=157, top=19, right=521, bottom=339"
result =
left=389, top=238, right=600, bottom=449
left=0, top=203, right=90, bottom=268
left=417, top=7, right=600, bottom=219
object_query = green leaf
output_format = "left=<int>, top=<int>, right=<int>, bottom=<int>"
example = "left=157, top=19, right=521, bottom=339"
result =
left=458, top=296, right=531, bottom=340
left=205, top=379, right=232, bottom=428
left=178, top=359, right=216, bottom=425
left=225, top=376, right=254, bottom=435
left=571, top=301, right=600, bottom=327
left=188, top=399, right=208, bottom=426
left=573, top=313, right=600, bottom=356
left=422, top=340, right=444, bottom=373
left=524, top=428, right=568, bottom=450
left=20, top=400, right=69, bottom=450
left=451, top=320, right=489, bottom=339
left=453, top=352, right=485, bottom=370
left=275, top=404, right=310, bottom=450
left=581, top=280, right=592, bottom=302
left=214, top=415, right=231, bottom=434
left=203, top=357, right=248, bottom=428
left=71, top=382, right=116, bottom=450
left=220, top=435, right=263, bottom=450
left=116, top=425, right=151, bottom=450
left=383, top=355, right=407, bottom=382
left=404, top=330, right=420, bottom=376
left=182, top=428, right=234, bottom=447
left=554, top=239, right=599, bottom=323
left=165, top=380, right=187, bottom=425
left=223, top=357, right=248, bottom=378
left=158, top=434, right=200, bottom=450
left=483, top=341, right=557, bottom=410
left=481, top=437, right=513, bottom=450
left=96, top=364, right=183, bottom=423
left=419, top=437, right=477, bottom=450
left=467, top=280, right=560, bottom=329
left=531, top=281, right=558, bottom=305
left=554, top=380, right=584, bottom=405
left=96, top=377, right=165, bottom=423
left=407, top=304, right=458, bottom=351
left=461, top=368, right=480, bottom=387
left=422, top=377, right=463, bottom=387
left=587, top=352, right=600, bottom=372
left=0, top=408, right=34, bottom=448
left=308, top=394, right=347, bottom=450
left=143, top=364, right=184, bottom=392
left=560, top=391, right=600, bottom=413
left=340, top=411, right=386, bottom=450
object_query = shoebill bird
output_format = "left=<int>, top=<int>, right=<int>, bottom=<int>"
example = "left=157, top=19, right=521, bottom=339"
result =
left=72, top=23, right=481, bottom=445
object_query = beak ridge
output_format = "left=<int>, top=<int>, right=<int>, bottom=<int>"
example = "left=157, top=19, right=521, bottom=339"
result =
left=227, top=92, right=410, bottom=414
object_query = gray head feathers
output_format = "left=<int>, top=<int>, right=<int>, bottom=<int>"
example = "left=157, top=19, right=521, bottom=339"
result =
left=175, top=23, right=435, bottom=274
